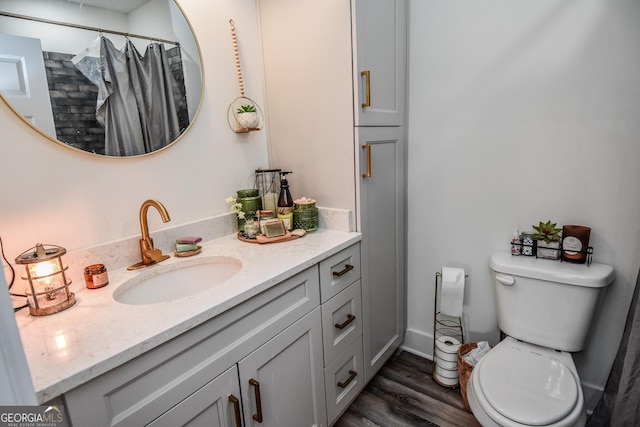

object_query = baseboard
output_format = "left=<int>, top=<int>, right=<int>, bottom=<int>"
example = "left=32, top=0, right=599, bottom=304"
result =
left=581, top=381, right=604, bottom=415
left=402, top=327, right=433, bottom=360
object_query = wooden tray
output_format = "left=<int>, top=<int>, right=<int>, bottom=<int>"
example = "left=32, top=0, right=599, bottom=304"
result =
left=237, top=232, right=303, bottom=244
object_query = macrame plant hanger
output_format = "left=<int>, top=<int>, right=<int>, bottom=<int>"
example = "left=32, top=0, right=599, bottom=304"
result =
left=227, top=19, right=264, bottom=133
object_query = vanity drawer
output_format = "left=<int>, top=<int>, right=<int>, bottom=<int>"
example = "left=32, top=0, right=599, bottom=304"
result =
left=64, top=266, right=320, bottom=427
left=324, top=337, right=365, bottom=425
left=322, top=280, right=362, bottom=365
left=319, top=243, right=361, bottom=303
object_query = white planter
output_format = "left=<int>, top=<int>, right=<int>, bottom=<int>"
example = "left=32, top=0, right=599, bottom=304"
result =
left=237, top=112, right=259, bottom=129
left=536, top=240, right=560, bottom=260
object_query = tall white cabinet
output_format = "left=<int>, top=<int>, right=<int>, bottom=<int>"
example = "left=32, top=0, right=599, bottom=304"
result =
left=259, top=0, right=407, bottom=385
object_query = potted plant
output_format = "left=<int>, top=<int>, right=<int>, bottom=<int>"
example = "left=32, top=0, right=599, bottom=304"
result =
left=236, top=104, right=259, bottom=130
left=532, top=220, right=562, bottom=260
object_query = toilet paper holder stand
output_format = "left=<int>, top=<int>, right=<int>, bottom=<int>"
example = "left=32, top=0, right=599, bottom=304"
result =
left=433, top=271, right=468, bottom=388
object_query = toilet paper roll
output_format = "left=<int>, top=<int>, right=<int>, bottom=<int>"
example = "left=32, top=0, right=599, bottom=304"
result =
left=435, top=346, right=459, bottom=362
left=434, top=371, right=459, bottom=386
left=440, top=267, right=465, bottom=317
left=435, top=364, right=459, bottom=379
left=435, top=335, right=461, bottom=354
left=435, top=356, right=458, bottom=370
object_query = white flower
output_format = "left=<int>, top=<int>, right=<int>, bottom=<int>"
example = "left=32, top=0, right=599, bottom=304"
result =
left=226, top=196, right=246, bottom=219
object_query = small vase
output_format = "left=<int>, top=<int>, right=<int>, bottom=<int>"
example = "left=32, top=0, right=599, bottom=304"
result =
left=536, top=240, right=560, bottom=260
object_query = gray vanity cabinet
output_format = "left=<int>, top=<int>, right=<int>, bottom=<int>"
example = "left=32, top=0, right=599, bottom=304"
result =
left=62, top=266, right=324, bottom=427
left=149, top=310, right=326, bottom=427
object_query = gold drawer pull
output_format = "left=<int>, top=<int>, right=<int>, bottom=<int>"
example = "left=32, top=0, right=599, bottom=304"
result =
left=249, top=378, right=263, bottom=423
left=332, top=264, right=354, bottom=278
left=338, top=370, right=358, bottom=388
left=362, top=144, right=371, bottom=178
left=361, top=70, right=371, bottom=107
left=335, top=314, right=356, bottom=330
left=228, top=394, right=242, bottom=427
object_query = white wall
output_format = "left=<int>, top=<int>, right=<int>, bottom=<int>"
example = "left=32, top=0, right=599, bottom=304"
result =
left=0, top=0, right=268, bottom=275
left=405, top=0, right=640, bottom=409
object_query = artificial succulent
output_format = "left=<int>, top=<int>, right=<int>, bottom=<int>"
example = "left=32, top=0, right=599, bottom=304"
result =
left=532, top=220, right=562, bottom=243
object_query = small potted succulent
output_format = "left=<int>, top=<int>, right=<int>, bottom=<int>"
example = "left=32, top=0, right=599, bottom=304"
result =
left=532, top=220, right=562, bottom=260
left=236, top=104, right=259, bottom=130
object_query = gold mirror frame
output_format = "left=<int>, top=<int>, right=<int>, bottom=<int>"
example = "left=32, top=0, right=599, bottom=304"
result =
left=0, top=0, right=204, bottom=158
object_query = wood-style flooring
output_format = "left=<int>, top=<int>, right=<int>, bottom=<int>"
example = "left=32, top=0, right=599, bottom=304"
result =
left=334, top=351, right=481, bottom=427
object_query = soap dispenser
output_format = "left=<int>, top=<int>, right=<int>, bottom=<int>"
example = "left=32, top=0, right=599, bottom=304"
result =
left=277, top=171, right=294, bottom=230
left=511, top=228, right=521, bottom=256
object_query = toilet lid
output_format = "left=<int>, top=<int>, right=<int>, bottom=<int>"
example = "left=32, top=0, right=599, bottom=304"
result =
left=476, top=346, right=579, bottom=425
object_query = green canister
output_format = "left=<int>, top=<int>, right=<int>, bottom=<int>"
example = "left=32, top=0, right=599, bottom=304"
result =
left=236, top=189, right=262, bottom=231
left=293, top=198, right=318, bottom=232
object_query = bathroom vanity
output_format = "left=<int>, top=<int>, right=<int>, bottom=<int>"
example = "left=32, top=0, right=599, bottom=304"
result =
left=15, top=230, right=362, bottom=426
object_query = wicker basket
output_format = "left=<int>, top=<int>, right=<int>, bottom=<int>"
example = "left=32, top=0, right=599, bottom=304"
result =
left=457, top=342, right=477, bottom=412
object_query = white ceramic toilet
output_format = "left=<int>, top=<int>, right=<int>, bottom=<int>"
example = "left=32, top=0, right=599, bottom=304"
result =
left=467, top=252, right=614, bottom=427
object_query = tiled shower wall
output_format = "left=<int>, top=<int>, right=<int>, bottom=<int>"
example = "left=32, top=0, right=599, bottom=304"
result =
left=43, top=46, right=188, bottom=155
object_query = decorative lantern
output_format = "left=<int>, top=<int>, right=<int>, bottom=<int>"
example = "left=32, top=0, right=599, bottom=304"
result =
left=15, top=243, right=75, bottom=316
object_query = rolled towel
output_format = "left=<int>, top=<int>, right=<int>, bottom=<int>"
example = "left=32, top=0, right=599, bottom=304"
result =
left=462, top=341, right=491, bottom=366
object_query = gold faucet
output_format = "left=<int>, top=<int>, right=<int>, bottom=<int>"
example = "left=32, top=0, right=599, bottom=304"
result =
left=128, top=199, right=171, bottom=270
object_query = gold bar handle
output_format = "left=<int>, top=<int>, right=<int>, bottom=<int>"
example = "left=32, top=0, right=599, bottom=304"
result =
left=332, top=264, right=354, bottom=277
left=361, top=70, right=371, bottom=107
left=249, top=378, right=263, bottom=423
left=338, top=370, right=358, bottom=388
left=335, top=314, right=356, bottom=330
left=228, top=394, right=243, bottom=427
left=362, top=144, right=371, bottom=178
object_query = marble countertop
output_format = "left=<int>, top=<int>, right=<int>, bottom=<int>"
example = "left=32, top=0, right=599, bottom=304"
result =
left=15, top=229, right=361, bottom=403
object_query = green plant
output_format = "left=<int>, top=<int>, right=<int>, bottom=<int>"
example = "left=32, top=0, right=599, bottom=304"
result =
left=532, top=220, right=562, bottom=243
left=236, top=104, right=257, bottom=114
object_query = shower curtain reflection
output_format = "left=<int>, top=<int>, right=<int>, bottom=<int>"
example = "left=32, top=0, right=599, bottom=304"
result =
left=73, top=36, right=182, bottom=156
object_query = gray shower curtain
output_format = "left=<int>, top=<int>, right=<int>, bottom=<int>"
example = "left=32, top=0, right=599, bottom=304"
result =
left=90, top=37, right=180, bottom=156
left=587, top=269, right=640, bottom=426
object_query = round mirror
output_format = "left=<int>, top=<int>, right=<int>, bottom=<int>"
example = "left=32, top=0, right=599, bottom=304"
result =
left=0, top=0, right=203, bottom=157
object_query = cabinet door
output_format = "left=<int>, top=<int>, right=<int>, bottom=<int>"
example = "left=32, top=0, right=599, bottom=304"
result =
left=357, top=126, right=407, bottom=382
left=148, top=365, right=242, bottom=427
left=239, top=308, right=327, bottom=427
left=353, top=0, right=407, bottom=126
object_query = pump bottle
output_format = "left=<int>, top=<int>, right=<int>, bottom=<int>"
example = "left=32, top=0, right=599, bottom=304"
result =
left=277, top=172, right=294, bottom=230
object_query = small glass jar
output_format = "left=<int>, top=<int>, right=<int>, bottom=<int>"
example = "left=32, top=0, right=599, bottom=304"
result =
left=258, top=210, right=275, bottom=234
left=84, top=263, right=109, bottom=289
left=293, top=198, right=318, bottom=232
left=243, top=218, right=260, bottom=238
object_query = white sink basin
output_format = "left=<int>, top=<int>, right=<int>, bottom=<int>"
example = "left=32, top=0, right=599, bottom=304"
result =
left=113, top=256, right=242, bottom=305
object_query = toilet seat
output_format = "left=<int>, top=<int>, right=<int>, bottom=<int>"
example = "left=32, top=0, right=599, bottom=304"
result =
left=471, top=343, right=582, bottom=426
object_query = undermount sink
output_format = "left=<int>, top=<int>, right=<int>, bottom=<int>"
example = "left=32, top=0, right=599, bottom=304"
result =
left=113, top=256, right=242, bottom=305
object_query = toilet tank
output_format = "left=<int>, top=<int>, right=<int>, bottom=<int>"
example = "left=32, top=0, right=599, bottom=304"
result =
left=489, top=252, right=614, bottom=352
